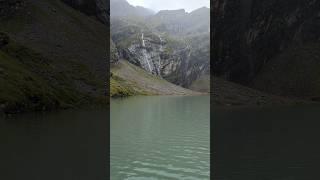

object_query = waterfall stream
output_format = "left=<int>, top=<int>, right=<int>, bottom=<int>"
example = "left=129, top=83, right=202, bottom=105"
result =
left=157, top=34, right=163, bottom=76
left=141, top=33, right=152, bottom=72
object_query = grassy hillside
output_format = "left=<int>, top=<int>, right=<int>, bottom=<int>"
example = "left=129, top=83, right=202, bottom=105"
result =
left=111, top=61, right=198, bottom=97
left=0, top=38, right=91, bottom=113
left=0, top=0, right=107, bottom=113
left=189, top=74, right=210, bottom=92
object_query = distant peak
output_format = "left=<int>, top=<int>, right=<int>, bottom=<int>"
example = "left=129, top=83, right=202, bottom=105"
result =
left=111, top=0, right=129, bottom=4
left=157, top=9, right=186, bottom=15
left=160, top=9, right=185, bottom=12
left=190, top=6, right=210, bottom=14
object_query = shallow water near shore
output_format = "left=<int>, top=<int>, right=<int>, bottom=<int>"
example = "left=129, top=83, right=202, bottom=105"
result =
left=111, top=95, right=210, bottom=179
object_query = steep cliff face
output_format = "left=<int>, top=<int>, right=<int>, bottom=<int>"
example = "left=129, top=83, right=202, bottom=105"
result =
left=61, top=0, right=108, bottom=24
left=110, top=39, right=119, bottom=63
left=111, top=4, right=210, bottom=89
left=111, top=19, right=209, bottom=87
left=213, top=0, right=320, bottom=84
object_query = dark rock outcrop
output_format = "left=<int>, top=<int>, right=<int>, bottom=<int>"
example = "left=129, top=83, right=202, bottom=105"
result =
left=61, top=0, right=108, bottom=24
left=213, top=0, right=320, bottom=85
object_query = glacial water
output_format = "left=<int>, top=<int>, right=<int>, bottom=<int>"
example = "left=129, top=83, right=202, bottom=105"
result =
left=111, top=95, right=210, bottom=179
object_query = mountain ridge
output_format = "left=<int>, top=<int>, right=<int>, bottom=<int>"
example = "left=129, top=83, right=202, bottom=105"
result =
left=110, top=0, right=210, bottom=95
left=0, top=0, right=108, bottom=113
left=213, top=0, right=320, bottom=102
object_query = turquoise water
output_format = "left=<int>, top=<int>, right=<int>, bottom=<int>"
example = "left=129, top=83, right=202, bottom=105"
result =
left=111, top=96, right=210, bottom=179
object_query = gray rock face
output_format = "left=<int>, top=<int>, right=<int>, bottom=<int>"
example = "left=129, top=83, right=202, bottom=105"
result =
left=124, top=32, right=163, bottom=75
left=110, top=1, right=209, bottom=88
left=110, top=0, right=154, bottom=18
left=112, top=21, right=209, bottom=87
left=110, top=39, right=119, bottom=63
left=149, top=7, right=210, bottom=37
left=213, top=0, right=320, bottom=84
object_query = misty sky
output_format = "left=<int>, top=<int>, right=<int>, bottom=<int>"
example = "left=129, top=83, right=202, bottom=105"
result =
left=126, top=0, right=210, bottom=13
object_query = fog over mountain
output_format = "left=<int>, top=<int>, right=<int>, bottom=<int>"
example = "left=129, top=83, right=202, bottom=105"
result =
left=110, top=0, right=210, bottom=96
left=126, top=0, right=210, bottom=12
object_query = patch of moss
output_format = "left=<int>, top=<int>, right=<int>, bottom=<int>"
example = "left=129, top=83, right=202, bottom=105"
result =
left=110, top=75, right=136, bottom=97
left=0, top=38, right=92, bottom=113
left=62, top=59, right=103, bottom=88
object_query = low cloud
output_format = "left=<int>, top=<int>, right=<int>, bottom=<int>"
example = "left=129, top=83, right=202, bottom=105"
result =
left=127, top=0, right=210, bottom=12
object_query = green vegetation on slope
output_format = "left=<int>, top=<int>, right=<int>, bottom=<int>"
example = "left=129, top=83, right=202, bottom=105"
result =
left=110, top=61, right=153, bottom=97
left=0, top=0, right=108, bottom=113
left=110, top=75, right=139, bottom=97
left=110, top=60, right=196, bottom=97
left=189, top=74, right=210, bottom=92
left=0, top=39, right=91, bottom=113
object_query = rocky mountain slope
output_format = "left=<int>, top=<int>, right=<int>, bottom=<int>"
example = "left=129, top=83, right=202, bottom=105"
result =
left=110, top=0, right=154, bottom=18
left=0, top=0, right=108, bottom=113
left=110, top=0, right=210, bottom=92
left=111, top=60, right=197, bottom=97
left=213, top=0, right=320, bottom=101
left=62, top=0, right=108, bottom=24
left=149, top=7, right=210, bottom=37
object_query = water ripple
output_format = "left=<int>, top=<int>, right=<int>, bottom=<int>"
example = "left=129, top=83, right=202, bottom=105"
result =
left=111, top=96, right=210, bottom=179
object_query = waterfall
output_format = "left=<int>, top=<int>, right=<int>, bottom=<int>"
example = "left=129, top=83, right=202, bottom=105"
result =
left=141, top=33, right=152, bottom=72
left=158, top=35, right=163, bottom=51
left=157, top=34, right=163, bottom=76
left=141, top=33, right=145, bottom=47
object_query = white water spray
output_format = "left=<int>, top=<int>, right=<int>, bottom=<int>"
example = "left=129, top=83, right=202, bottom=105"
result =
left=141, top=33, right=152, bottom=72
left=157, top=34, right=164, bottom=76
